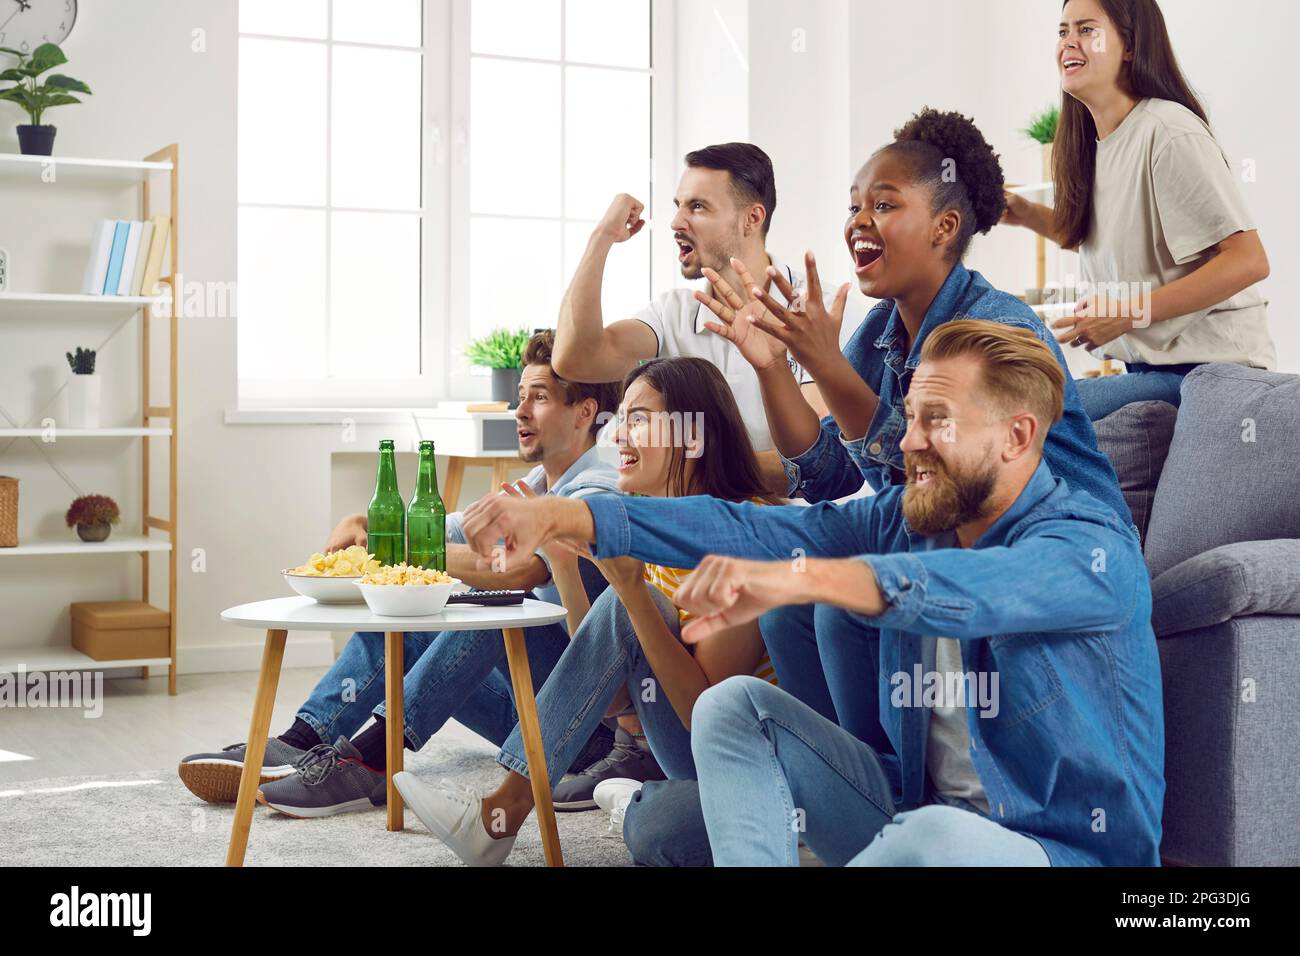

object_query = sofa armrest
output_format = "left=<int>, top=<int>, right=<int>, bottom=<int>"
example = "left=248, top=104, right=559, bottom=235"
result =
left=1151, top=539, right=1300, bottom=637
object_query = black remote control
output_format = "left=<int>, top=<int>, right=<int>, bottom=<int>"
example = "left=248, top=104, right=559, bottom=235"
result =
left=446, top=589, right=527, bottom=607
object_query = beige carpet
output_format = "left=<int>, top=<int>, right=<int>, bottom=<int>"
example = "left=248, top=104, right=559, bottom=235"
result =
left=6, top=736, right=633, bottom=867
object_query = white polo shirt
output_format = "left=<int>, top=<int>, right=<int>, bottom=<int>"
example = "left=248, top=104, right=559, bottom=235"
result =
left=630, top=256, right=811, bottom=453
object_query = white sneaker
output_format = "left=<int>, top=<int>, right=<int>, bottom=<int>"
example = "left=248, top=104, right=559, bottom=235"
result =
left=392, top=771, right=516, bottom=867
left=592, top=777, right=643, bottom=837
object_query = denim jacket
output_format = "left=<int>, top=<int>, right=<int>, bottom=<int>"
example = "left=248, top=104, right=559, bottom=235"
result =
left=585, top=461, right=1165, bottom=866
left=784, top=262, right=1133, bottom=527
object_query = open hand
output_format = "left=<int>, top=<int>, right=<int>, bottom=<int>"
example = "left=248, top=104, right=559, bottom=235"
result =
left=694, top=263, right=789, bottom=372
left=743, top=251, right=849, bottom=378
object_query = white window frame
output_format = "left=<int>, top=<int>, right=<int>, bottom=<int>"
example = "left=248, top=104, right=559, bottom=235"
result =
left=236, top=0, right=675, bottom=411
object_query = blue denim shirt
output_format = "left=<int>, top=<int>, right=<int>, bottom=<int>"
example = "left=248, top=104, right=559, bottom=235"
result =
left=785, top=262, right=1132, bottom=527
left=585, top=461, right=1164, bottom=866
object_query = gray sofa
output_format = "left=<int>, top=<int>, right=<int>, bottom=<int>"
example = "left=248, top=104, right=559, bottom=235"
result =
left=1094, top=364, right=1300, bottom=866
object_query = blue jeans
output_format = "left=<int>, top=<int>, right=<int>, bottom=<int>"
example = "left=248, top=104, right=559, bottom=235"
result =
left=1074, top=364, right=1196, bottom=421
left=498, top=586, right=695, bottom=785
left=623, top=779, right=712, bottom=867
left=622, top=598, right=892, bottom=869
left=297, top=624, right=569, bottom=752
left=692, top=677, right=1052, bottom=867
left=759, top=603, right=893, bottom=756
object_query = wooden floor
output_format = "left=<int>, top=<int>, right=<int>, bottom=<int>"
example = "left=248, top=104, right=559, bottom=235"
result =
left=0, top=666, right=483, bottom=786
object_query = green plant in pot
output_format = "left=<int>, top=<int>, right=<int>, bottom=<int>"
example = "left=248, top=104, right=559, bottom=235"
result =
left=66, top=494, right=119, bottom=543
left=1021, top=105, right=1059, bottom=146
left=1022, top=104, right=1059, bottom=183
left=0, top=42, right=92, bottom=156
left=465, top=328, right=531, bottom=408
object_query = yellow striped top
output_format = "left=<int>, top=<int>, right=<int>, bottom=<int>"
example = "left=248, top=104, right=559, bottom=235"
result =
left=643, top=539, right=779, bottom=686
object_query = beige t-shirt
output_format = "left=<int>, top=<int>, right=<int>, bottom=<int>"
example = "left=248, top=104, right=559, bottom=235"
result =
left=1080, top=97, right=1275, bottom=369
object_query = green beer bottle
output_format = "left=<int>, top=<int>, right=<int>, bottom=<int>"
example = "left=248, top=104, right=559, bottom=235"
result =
left=407, top=440, right=447, bottom=571
left=367, top=440, right=405, bottom=566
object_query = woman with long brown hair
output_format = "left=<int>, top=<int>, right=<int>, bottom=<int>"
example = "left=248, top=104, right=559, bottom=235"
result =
left=394, top=357, right=780, bottom=867
left=1003, top=0, right=1273, bottom=420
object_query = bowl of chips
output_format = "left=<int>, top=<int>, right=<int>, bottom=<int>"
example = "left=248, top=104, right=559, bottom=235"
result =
left=353, top=563, right=460, bottom=616
left=282, top=546, right=382, bottom=604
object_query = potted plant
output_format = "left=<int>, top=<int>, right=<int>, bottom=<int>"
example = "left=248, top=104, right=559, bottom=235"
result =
left=1022, top=104, right=1059, bottom=182
left=465, top=328, right=531, bottom=407
left=65, top=346, right=100, bottom=428
left=0, top=43, right=92, bottom=156
left=66, top=494, right=120, bottom=543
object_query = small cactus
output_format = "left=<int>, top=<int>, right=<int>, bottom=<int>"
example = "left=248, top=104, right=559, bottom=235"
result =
left=66, top=346, right=96, bottom=374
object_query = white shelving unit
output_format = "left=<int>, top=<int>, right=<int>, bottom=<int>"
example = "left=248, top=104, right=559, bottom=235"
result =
left=1, top=535, right=173, bottom=557
left=0, top=292, right=162, bottom=312
left=0, top=428, right=172, bottom=437
left=0, top=152, right=173, bottom=173
left=0, top=646, right=172, bottom=675
left=0, top=145, right=181, bottom=694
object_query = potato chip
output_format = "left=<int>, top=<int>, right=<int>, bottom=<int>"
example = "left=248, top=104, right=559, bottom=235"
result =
left=359, top=563, right=454, bottom=587
left=289, top=547, right=381, bottom=577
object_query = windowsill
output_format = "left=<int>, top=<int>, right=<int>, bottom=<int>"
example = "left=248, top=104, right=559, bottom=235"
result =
left=224, top=407, right=443, bottom=425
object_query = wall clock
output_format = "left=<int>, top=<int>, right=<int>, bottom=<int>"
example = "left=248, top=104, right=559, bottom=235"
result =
left=0, top=0, right=77, bottom=56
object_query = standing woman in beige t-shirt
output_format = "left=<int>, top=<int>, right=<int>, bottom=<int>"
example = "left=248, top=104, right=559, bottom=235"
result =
left=1003, top=0, right=1274, bottom=421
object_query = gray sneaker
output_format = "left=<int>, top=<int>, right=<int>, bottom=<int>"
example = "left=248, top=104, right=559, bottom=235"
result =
left=553, top=729, right=666, bottom=811
left=178, top=738, right=308, bottom=804
left=256, top=737, right=387, bottom=818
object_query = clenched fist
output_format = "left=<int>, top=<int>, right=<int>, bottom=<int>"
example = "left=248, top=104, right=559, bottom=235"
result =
left=594, top=193, right=646, bottom=244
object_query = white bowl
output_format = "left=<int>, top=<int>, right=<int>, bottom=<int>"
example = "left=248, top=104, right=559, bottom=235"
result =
left=282, top=570, right=366, bottom=605
left=354, top=578, right=461, bottom=617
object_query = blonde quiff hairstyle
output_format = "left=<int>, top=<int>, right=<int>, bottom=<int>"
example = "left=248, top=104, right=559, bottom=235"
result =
left=919, top=320, right=1065, bottom=445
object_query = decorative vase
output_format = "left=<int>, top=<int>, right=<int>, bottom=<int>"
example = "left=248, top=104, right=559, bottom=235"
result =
left=76, top=521, right=111, bottom=542
left=66, top=373, right=101, bottom=428
left=17, top=124, right=57, bottom=156
left=490, top=367, right=523, bottom=409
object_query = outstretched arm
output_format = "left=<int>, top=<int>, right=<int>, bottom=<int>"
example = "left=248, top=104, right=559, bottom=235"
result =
left=459, top=491, right=887, bottom=573
left=677, top=519, right=1142, bottom=643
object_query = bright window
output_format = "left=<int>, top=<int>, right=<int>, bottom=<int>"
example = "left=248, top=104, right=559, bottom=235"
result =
left=237, top=0, right=666, bottom=408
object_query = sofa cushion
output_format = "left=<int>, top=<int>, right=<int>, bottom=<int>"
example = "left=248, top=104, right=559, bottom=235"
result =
left=1151, top=539, right=1300, bottom=636
left=1145, top=364, right=1300, bottom=578
left=1092, top=400, right=1178, bottom=545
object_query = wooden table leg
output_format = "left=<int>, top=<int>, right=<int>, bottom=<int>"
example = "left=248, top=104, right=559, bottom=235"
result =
left=501, top=626, right=563, bottom=867
left=225, top=628, right=287, bottom=867
left=490, top=457, right=513, bottom=493
left=385, top=631, right=405, bottom=831
left=442, top=457, right=465, bottom=513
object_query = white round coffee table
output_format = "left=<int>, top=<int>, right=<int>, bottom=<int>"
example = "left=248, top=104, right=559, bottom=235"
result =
left=219, top=595, right=568, bottom=867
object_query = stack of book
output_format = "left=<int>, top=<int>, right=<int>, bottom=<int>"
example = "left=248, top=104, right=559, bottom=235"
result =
left=80, top=216, right=171, bottom=297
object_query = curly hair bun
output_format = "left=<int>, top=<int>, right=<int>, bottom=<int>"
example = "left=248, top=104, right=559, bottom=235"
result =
left=892, top=108, right=1006, bottom=235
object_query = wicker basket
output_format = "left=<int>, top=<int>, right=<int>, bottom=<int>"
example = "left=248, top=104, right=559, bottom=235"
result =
left=0, top=475, right=17, bottom=548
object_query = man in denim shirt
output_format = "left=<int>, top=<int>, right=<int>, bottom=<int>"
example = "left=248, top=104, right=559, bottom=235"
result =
left=462, top=321, right=1164, bottom=866
left=762, top=260, right=1133, bottom=759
